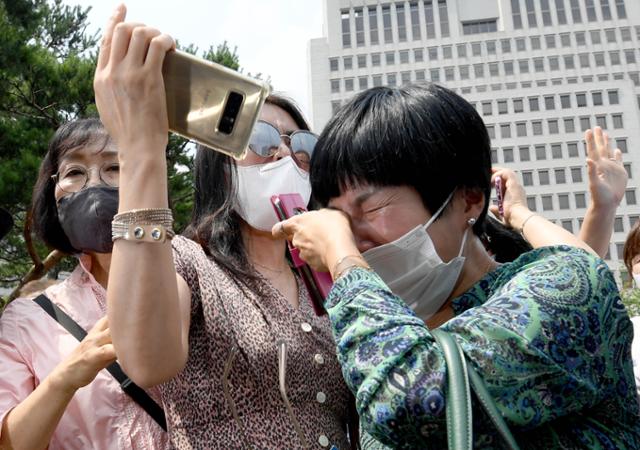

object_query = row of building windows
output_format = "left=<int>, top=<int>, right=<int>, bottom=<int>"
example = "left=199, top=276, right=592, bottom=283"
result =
left=495, top=212, right=638, bottom=240
left=341, top=1, right=449, bottom=49
left=329, top=60, right=640, bottom=93
left=478, top=89, right=619, bottom=117
left=489, top=138, right=629, bottom=166
left=331, top=52, right=639, bottom=87
left=485, top=113, right=625, bottom=141
left=522, top=214, right=638, bottom=262
left=330, top=26, right=640, bottom=71
left=523, top=189, right=637, bottom=215
left=511, top=0, right=627, bottom=30
left=560, top=214, right=638, bottom=234
left=339, top=0, right=630, bottom=49
left=512, top=165, right=633, bottom=190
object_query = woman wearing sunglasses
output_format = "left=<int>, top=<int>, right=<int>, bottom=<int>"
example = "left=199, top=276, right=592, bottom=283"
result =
left=93, top=7, right=355, bottom=449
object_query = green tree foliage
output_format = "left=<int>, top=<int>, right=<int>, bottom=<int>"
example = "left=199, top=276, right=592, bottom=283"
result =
left=0, top=0, right=97, bottom=289
left=0, top=0, right=241, bottom=298
left=621, top=288, right=640, bottom=317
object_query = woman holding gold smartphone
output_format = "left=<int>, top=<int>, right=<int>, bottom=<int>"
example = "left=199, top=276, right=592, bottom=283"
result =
left=94, top=5, right=355, bottom=449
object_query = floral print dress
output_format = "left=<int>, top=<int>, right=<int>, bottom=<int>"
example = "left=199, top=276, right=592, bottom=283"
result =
left=325, top=246, right=640, bottom=449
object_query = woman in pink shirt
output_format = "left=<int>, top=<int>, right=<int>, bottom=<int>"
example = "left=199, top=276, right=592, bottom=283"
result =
left=0, top=119, right=169, bottom=449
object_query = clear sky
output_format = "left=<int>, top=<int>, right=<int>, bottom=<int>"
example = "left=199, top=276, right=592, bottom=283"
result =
left=62, top=0, right=325, bottom=125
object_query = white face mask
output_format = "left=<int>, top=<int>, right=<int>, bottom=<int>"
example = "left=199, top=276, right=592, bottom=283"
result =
left=234, top=156, right=311, bottom=231
left=634, top=273, right=640, bottom=288
left=362, top=191, right=469, bottom=320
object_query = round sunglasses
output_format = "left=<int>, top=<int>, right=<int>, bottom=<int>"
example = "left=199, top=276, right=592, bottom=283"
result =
left=248, top=120, right=318, bottom=165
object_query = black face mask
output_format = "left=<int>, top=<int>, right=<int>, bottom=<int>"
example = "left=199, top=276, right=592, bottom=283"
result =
left=57, top=186, right=119, bottom=254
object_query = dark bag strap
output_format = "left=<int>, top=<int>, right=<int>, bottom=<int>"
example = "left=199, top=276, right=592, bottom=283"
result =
left=432, top=328, right=519, bottom=450
left=33, top=294, right=167, bottom=431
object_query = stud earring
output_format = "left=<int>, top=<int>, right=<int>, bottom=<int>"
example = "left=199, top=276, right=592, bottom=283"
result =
left=467, top=217, right=477, bottom=226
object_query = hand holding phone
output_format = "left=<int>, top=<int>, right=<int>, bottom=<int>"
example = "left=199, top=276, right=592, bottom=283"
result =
left=163, top=50, right=270, bottom=159
left=271, top=194, right=333, bottom=316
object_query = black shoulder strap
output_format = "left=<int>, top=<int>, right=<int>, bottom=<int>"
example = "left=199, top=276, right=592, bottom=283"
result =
left=33, top=294, right=167, bottom=431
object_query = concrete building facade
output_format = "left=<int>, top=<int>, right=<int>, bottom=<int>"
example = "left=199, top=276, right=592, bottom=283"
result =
left=308, top=0, right=640, bottom=279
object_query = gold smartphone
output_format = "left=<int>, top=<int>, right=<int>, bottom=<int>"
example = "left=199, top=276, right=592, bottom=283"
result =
left=163, top=50, right=271, bottom=159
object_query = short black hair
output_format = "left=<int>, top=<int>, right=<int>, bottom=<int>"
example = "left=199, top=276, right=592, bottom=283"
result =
left=310, top=84, right=492, bottom=234
left=183, top=94, right=311, bottom=284
left=31, top=118, right=111, bottom=253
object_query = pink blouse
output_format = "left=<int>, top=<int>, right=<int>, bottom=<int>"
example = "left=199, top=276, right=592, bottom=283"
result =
left=0, top=256, right=170, bottom=449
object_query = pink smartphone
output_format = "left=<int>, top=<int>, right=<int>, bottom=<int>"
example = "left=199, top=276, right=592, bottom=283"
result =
left=495, top=177, right=504, bottom=217
left=271, top=194, right=333, bottom=316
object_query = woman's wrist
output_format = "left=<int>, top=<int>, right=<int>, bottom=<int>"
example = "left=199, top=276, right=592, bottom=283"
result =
left=118, top=155, right=170, bottom=210
left=46, top=367, right=79, bottom=397
left=507, top=204, right=534, bottom=231
left=584, top=203, right=616, bottom=221
left=331, top=254, right=370, bottom=280
left=325, top=238, right=366, bottom=280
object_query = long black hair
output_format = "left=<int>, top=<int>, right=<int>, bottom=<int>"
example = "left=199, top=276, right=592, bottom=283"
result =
left=182, top=94, right=310, bottom=284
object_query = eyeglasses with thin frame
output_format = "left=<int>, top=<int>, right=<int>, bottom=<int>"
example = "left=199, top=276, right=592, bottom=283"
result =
left=52, top=162, right=120, bottom=193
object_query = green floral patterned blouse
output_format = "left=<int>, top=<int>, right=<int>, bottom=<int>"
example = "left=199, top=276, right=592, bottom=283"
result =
left=325, top=246, right=640, bottom=449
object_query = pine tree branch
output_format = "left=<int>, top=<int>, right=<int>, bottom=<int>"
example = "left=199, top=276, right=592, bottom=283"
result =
left=23, top=210, right=42, bottom=267
left=4, top=250, right=64, bottom=306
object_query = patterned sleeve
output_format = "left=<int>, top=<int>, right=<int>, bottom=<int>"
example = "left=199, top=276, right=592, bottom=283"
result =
left=324, top=248, right=636, bottom=448
left=445, top=249, right=635, bottom=431
left=325, top=268, right=448, bottom=448
left=171, top=236, right=200, bottom=284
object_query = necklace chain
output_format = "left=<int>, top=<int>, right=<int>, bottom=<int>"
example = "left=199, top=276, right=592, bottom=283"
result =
left=252, top=260, right=287, bottom=274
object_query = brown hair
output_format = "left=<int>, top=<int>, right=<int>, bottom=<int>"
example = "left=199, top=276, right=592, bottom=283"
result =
left=623, top=219, right=640, bottom=274
left=31, top=118, right=111, bottom=253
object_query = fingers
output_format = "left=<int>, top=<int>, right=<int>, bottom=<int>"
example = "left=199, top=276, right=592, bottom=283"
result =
left=90, top=315, right=109, bottom=332
left=593, top=127, right=605, bottom=156
left=613, top=148, right=623, bottom=163
left=91, top=328, right=113, bottom=346
left=96, top=344, right=117, bottom=364
left=586, top=158, right=598, bottom=185
left=488, top=204, right=501, bottom=219
left=272, top=218, right=296, bottom=240
left=97, top=4, right=127, bottom=70
left=127, top=26, right=162, bottom=65
left=584, top=128, right=596, bottom=161
left=603, top=131, right=610, bottom=156
left=145, top=34, right=176, bottom=69
left=110, top=21, right=146, bottom=66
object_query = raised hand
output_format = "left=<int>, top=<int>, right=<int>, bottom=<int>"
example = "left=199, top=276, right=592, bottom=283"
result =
left=490, top=167, right=531, bottom=231
left=93, top=4, right=175, bottom=157
left=273, top=209, right=359, bottom=275
left=585, top=126, right=627, bottom=211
